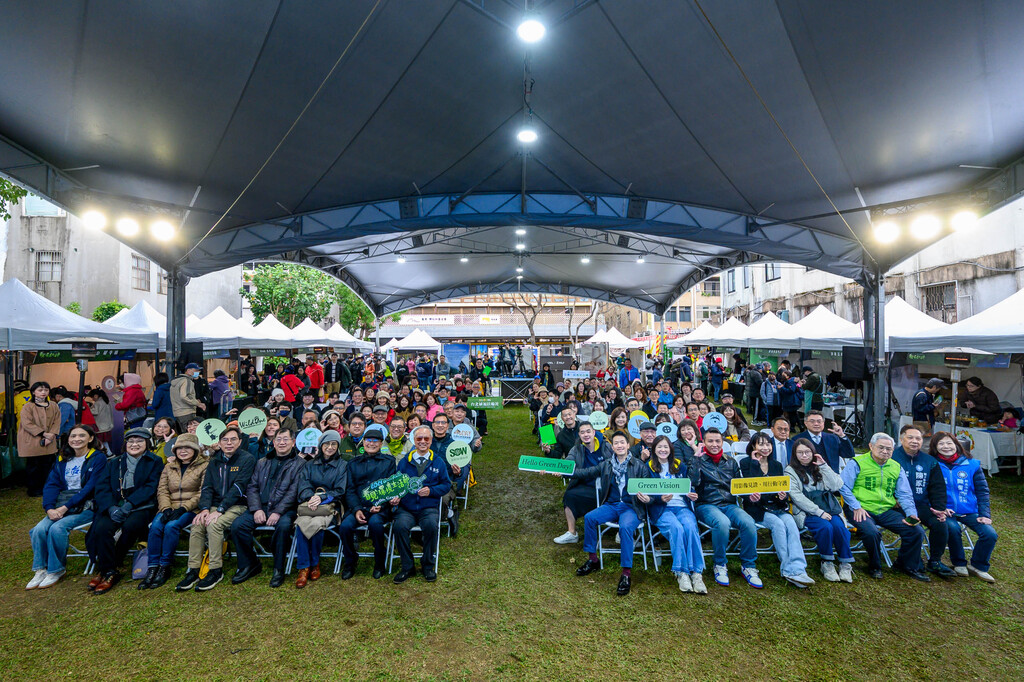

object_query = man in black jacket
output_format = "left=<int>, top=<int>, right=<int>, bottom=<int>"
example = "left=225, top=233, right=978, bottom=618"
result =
left=177, top=426, right=256, bottom=592
left=323, top=353, right=352, bottom=396
left=230, top=428, right=306, bottom=587
left=543, top=407, right=580, bottom=459
left=339, top=426, right=397, bottom=580
left=293, top=391, right=321, bottom=426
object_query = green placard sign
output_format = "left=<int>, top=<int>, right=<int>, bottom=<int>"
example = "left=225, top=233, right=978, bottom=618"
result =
left=627, top=477, right=691, bottom=495
left=518, top=455, right=575, bottom=475
left=361, top=472, right=426, bottom=506
left=446, top=440, right=473, bottom=468
left=237, top=408, right=268, bottom=436
left=468, top=396, right=503, bottom=410
left=197, top=419, right=226, bottom=446
left=539, top=424, right=557, bottom=445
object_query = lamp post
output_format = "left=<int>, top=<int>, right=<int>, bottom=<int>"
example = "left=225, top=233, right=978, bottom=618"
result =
left=48, top=337, right=115, bottom=422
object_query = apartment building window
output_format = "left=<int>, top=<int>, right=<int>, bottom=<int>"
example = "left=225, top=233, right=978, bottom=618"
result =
left=157, top=266, right=168, bottom=294
left=727, top=269, right=736, bottom=293
left=700, top=307, right=714, bottom=319
left=742, top=265, right=751, bottom=288
left=702, top=279, right=720, bottom=295
left=922, top=282, right=957, bottom=323
left=765, top=263, right=781, bottom=281
left=23, top=194, right=65, bottom=217
left=35, top=250, right=63, bottom=282
left=132, top=254, right=151, bottom=291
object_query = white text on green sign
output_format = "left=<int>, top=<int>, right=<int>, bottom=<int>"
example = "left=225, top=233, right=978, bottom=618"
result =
left=627, top=478, right=691, bottom=495
left=518, top=456, right=575, bottom=475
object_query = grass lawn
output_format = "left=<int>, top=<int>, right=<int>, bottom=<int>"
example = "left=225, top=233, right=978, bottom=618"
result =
left=1, top=405, right=1023, bottom=681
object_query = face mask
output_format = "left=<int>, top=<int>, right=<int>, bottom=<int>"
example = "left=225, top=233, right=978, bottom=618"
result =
left=547, top=396, right=554, bottom=404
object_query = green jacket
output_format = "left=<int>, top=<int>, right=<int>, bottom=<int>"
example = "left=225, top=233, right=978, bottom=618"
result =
left=850, top=452, right=901, bottom=514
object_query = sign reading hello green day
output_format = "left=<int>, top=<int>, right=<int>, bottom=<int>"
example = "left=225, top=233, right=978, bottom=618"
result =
left=518, top=456, right=575, bottom=475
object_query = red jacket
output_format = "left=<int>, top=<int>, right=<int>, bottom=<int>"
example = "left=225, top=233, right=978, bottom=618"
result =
left=115, top=384, right=147, bottom=412
left=306, top=363, right=325, bottom=389
left=280, top=373, right=305, bottom=403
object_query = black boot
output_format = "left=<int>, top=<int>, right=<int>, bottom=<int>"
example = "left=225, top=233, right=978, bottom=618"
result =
left=269, top=570, right=286, bottom=588
left=138, top=566, right=160, bottom=590
left=150, top=566, right=170, bottom=589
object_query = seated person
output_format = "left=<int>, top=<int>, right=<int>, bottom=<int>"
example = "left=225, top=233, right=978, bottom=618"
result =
left=140, top=433, right=209, bottom=590
left=637, top=435, right=706, bottom=594
left=553, top=422, right=611, bottom=545
left=689, top=428, right=762, bottom=588
left=740, top=434, right=812, bottom=588
left=293, top=431, right=348, bottom=588
left=87, top=427, right=164, bottom=595
left=230, top=427, right=305, bottom=587
left=293, top=391, right=321, bottom=425
left=340, top=425, right=398, bottom=580
left=998, top=408, right=1019, bottom=431
left=720, top=405, right=750, bottom=442
left=786, top=438, right=854, bottom=583
left=27, top=425, right=106, bottom=591
left=175, top=427, right=256, bottom=592
left=840, top=433, right=928, bottom=581
left=768, top=417, right=793, bottom=469
left=629, top=421, right=656, bottom=462
left=339, top=413, right=367, bottom=461
left=543, top=406, right=579, bottom=459
left=931, top=432, right=998, bottom=582
left=385, top=416, right=411, bottom=457
left=571, top=431, right=648, bottom=597
left=450, top=404, right=483, bottom=452
left=793, top=410, right=854, bottom=473
left=392, top=426, right=451, bottom=584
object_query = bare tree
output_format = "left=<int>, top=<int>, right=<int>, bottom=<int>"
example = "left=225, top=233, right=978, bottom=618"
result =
left=567, top=297, right=600, bottom=348
left=502, top=292, right=546, bottom=345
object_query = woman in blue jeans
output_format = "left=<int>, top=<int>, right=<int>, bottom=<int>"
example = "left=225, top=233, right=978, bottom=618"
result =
left=786, top=438, right=855, bottom=583
left=637, top=436, right=706, bottom=594
left=138, top=433, right=209, bottom=590
left=28, top=425, right=106, bottom=590
left=931, top=433, right=998, bottom=583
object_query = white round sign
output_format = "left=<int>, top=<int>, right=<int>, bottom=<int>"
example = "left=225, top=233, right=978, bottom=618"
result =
left=702, top=411, right=728, bottom=432
left=628, top=414, right=646, bottom=439
left=588, top=411, right=609, bottom=431
left=446, top=440, right=473, bottom=468
left=656, top=422, right=677, bottom=441
left=295, top=427, right=322, bottom=450
left=451, top=423, right=474, bottom=443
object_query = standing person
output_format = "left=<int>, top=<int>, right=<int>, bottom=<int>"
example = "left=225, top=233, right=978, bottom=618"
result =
left=86, top=428, right=164, bottom=594
left=323, top=353, right=348, bottom=397
left=339, top=426, right=397, bottom=580
left=435, top=355, right=453, bottom=383
left=392, top=426, right=451, bottom=584
left=209, top=370, right=232, bottom=419
left=744, top=363, right=764, bottom=424
left=115, top=373, right=148, bottom=428
left=618, top=358, right=639, bottom=389
left=911, top=378, right=945, bottom=434
left=417, top=355, right=434, bottom=392
left=760, top=368, right=780, bottom=425
left=306, top=356, right=325, bottom=399
left=170, top=363, right=204, bottom=432
left=139, top=433, right=209, bottom=590
left=786, top=438, right=855, bottom=583
left=801, top=366, right=825, bottom=413
left=709, top=360, right=725, bottom=401
left=279, top=367, right=305, bottom=405
left=86, top=389, right=114, bottom=449
left=539, top=363, right=556, bottom=392
left=776, top=370, right=802, bottom=428
left=152, top=371, right=177, bottom=421
left=26, top=425, right=106, bottom=590
left=959, top=376, right=1002, bottom=424
left=293, top=431, right=347, bottom=588
left=18, top=381, right=62, bottom=497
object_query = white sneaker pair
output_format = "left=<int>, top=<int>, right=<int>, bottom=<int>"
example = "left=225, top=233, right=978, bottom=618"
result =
left=26, top=569, right=47, bottom=590
left=35, top=570, right=64, bottom=590
left=553, top=531, right=578, bottom=544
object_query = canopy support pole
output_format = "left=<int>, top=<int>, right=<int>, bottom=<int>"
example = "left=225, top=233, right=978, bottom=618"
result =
left=165, top=267, right=186, bottom=375
left=864, top=270, right=888, bottom=438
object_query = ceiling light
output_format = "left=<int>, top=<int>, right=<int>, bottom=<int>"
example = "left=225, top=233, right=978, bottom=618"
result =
left=516, top=274, right=523, bottom=280
left=460, top=257, right=469, bottom=263
left=396, top=256, right=406, bottom=263
left=515, top=266, right=524, bottom=273
left=873, top=220, right=900, bottom=244
left=515, top=243, right=526, bottom=251
left=910, top=214, right=941, bottom=240
left=580, top=256, right=590, bottom=264
left=82, top=210, right=106, bottom=230
left=150, top=219, right=176, bottom=241
left=517, top=128, right=538, bottom=144
left=951, top=210, right=978, bottom=232
left=115, top=217, right=140, bottom=237
left=636, top=255, right=645, bottom=264
left=516, top=18, right=546, bottom=43
left=515, top=228, right=526, bottom=235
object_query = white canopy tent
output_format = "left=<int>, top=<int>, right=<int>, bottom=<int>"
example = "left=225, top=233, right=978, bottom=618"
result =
left=581, top=329, right=609, bottom=345
left=705, top=317, right=750, bottom=347
left=787, top=306, right=861, bottom=351
left=601, top=328, right=646, bottom=349
left=890, top=289, right=1024, bottom=353
left=105, top=300, right=167, bottom=341
left=667, top=320, right=717, bottom=347
left=326, top=323, right=373, bottom=352
left=743, top=312, right=794, bottom=349
left=380, top=328, right=442, bottom=353
left=0, top=278, right=159, bottom=351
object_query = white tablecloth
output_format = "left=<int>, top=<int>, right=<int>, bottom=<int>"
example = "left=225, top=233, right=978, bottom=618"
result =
left=897, top=415, right=1023, bottom=473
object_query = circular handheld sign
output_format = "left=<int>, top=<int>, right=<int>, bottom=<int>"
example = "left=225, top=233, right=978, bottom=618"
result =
left=587, top=411, right=609, bottom=431
left=702, top=411, right=728, bottom=432
left=446, top=440, right=473, bottom=468
left=451, top=423, right=475, bottom=443
left=101, top=375, right=116, bottom=392
left=656, top=422, right=677, bottom=441
left=197, top=419, right=226, bottom=446
left=295, top=427, right=321, bottom=450
left=555, top=413, right=565, bottom=429
left=237, top=407, right=268, bottom=436
left=628, top=414, right=647, bottom=439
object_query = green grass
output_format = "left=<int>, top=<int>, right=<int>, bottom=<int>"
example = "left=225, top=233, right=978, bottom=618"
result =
left=1, top=406, right=1023, bottom=681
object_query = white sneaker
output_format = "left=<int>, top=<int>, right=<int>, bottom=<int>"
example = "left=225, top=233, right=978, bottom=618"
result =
left=837, top=562, right=854, bottom=583
left=713, top=565, right=729, bottom=586
left=691, top=572, right=708, bottom=594
left=953, top=565, right=969, bottom=577
left=791, top=572, right=815, bottom=585
left=821, top=561, right=840, bottom=582
left=967, top=565, right=996, bottom=583
left=741, top=567, right=763, bottom=589
left=675, top=571, right=693, bottom=593
left=37, top=571, right=64, bottom=589
left=553, top=531, right=578, bottom=545
left=26, top=569, right=47, bottom=590
left=614, top=532, right=620, bottom=544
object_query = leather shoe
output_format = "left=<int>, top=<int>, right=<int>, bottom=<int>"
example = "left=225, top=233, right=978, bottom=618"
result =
left=150, top=566, right=170, bottom=589
left=869, top=568, right=884, bottom=579
left=310, top=565, right=321, bottom=581
left=340, top=565, right=355, bottom=580
left=138, top=566, right=159, bottom=590
left=269, top=570, right=285, bottom=588
left=896, top=565, right=931, bottom=582
left=423, top=568, right=437, bottom=582
left=372, top=568, right=385, bottom=580
left=93, top=571, right=121, bottom=595
left=87, top=574, right=103, bottom=592
left=231, top=563, right=262, bottom=585
left=575, top=559, right=601, bottom=577
left=617, top=574, right=631, bottom=596
left=295, top=568, right=309, bottom=589
left=928, top=561, right=957, bottom=578
left=393, top=568, right=416, bottom=584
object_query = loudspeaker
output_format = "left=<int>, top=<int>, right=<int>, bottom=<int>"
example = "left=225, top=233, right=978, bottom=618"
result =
left=179, top=341, right=204, bottom=370
left=841, top=345, right=868, bottom=381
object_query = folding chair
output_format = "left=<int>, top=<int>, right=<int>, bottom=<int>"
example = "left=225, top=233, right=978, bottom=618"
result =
left=645, top=519, right=671, bottom=571
left=386, top=499, right=447, bottom=574
left=68, top=522, right=94, bottom=575
left=249, top=524, right=295, bottom=574
left=285, top=522, right=343, bottom=574
left=457, top=472, right=470, bottom=510
left=335, top=519, right=394, bottom=574
left=594, top=480, right=649, bottom=570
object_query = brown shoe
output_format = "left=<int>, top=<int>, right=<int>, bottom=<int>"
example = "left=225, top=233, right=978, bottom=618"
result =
left=87, top=574, right=103, bottom=592
left=93, top=571, right=121, bottom=595
left=295, top=568, right=309, bottom=589
left=310, top=565, right=321, bottom=581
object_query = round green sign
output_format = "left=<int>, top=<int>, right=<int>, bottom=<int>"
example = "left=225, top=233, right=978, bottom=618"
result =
left=237, top=407, right=268, bottom=436
left=446, top=440, right=473, bottom=468
left=197, top=418, right=226, bottom=446
left=588, top=411, right=609, bottom=431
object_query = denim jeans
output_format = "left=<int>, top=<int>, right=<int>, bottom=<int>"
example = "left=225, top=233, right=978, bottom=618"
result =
left=653, top=506, right=704, bottom=573
left=760, top=511, right=808, bottom=577
left=30, top=510, right=94, bottom=574
left=583, top=501, right=640, bottom=569
left=295, top=530, right=325, bottom=570
left=695, top=503, right=757, bottom=569
left=147, top=511, right=196, bottom=567
left=945, top=513, right=998, bottom=572
left=803, top=514, right=853, bottom=562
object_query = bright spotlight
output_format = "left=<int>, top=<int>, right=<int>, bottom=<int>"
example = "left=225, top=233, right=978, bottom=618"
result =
left=515, top=228, right=527, bottom=235
left=516, top=19, right=546, bottom=43
left=910, top=214, right=941, bottom=240
left=396, top=256, right=406, bottom=263
left=515, top=266, right=524, bottom=273
left=516, top=274, right=524, bottom=280
left=951, top=210, right=977, bottom=232
left=873, top=220, right=900, bottom=244
left=515, top=243, right=526, bottom=251
left=150, top=220, right=176, bottom=241
left=636, top=256, right=645, bottom=264
left=460, top=256, right=469, bottom=263
left=82, top=210, right=107, bottom=230
left=116, top=217, right=140, bottom=237
left=517, top=128, right=538, bottom=144
left=580, top=256, right=590, bottom=264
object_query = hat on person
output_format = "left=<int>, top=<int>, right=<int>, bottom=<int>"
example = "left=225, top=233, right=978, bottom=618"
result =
left=271, top=388, right=285, bottom=399
left=926, top=378, right=946, bottom=389
left=720, top=392, right=733, bottom=399
left=639, top=421, right=656, bottom=431
left=363, top=425, right=387, bottom=441
left=453, top=403, right=469, bottom=412
left=172, top=433, right=202, bottom=456
left=124, top=427, right=152, bottom=442
left=321, top=409, right=342, bottom=423
left=184, top=363, right=201, bottom=371
left=318, top=430, right=342, bottom=447
left=372, top=404, right=389, bottom=413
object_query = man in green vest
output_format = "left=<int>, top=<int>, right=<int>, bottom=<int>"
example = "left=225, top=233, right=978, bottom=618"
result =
left=840, top=433, right=929, bottom=582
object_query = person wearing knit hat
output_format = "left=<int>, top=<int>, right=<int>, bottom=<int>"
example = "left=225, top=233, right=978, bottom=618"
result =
left=321, top=410, right=344, bottom=433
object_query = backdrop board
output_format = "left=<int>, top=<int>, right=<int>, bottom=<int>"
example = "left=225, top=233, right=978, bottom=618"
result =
left=578, top=343, right=610, bottom=379
left=539, top=355, right=574, bottom=385
left=442, top=343, right=471, bottom=375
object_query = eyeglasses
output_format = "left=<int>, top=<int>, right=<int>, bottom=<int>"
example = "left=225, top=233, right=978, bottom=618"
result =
left=220, top=437, right=240, bottom=444
left=414, top=436, right=431, bottom=441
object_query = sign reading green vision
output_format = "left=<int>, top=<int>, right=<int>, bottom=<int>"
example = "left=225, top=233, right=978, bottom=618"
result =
left=361, top=472, right=426, bottom=506
left=518, top=456, right=575, bottom=476
left=626, top=477, right=691, bottom=495
left=468, top=396, right=504, bottom=410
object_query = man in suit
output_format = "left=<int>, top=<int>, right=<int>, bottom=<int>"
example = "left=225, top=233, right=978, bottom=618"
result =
left=794, top=410, right=854, bottom=473
left=768, top=416, right=793, bottom=468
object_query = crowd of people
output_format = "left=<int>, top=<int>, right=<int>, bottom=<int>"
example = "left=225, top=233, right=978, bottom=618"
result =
left=22, top=350, right=488, bottom=593
left=526, top=359, right=999, bottom=596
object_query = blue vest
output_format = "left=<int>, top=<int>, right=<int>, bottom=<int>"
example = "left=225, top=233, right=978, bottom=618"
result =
left=938, top=457, right=981, bottom=514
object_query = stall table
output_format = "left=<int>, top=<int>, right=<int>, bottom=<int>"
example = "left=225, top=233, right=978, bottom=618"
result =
left=898, top=415, right=1023, bottom=474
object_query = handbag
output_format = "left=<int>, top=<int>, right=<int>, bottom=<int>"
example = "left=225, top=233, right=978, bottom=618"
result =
left=126, top=405, right=147, bottom=423
left=805, top=489, right=842, bottom=517
left=297, top=487, right=337, bottom=518
left=131, top=548, right=149, bottom=580
left=56, top=488, right=86, bottom=515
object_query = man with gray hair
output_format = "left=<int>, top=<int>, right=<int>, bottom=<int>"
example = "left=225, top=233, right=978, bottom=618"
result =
left=392, top=425, right=451, bottom=584
left=840, top=433, right=929, bottom=582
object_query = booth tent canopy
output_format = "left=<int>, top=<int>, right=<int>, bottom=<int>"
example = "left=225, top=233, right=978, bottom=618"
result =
left=890, top=290, right=1024, bottom=353
left=601, top=328, right=646, bottom=349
